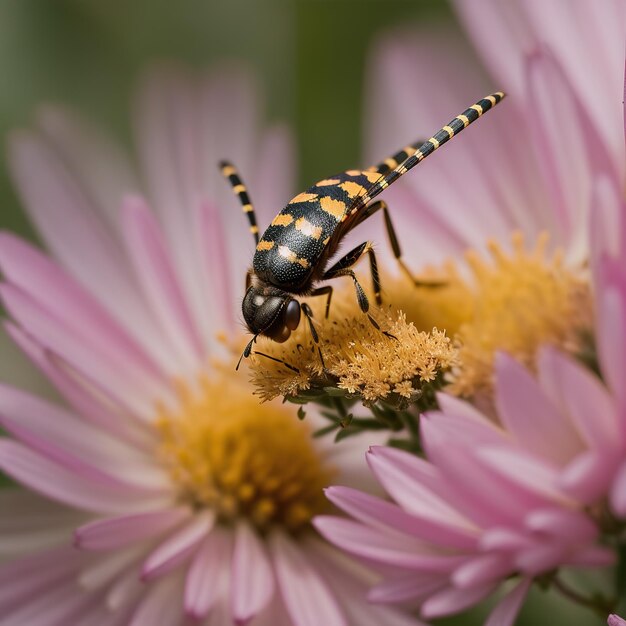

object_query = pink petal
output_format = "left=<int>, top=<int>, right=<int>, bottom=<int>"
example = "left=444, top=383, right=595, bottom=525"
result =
left=560, top=450, right=622, bottom=503
left=521, top=0, right=626, bottom=167
left=135, top=66, right=262, bottom=350
left=231, top=520, right=275, bottom=624
left=4, top=321, right=154, bottom=449
left=476, top=446, right=570, bottom=506
left=5, top=132, right=166, bottom=361
left=589, top=175, right=626, bottom=274
left=524, top=508, right=598, bottom=545
left=269, top=530, right=347, bottom=626
left=313, top=516, right=466, bottom=572
left=303, top=541, right=429, bottom=626
left=451, top=553, right=514, bottom=589
left=0, top=546, right=81, bottom=611
left=484, top=578, right=532, bottom=626
left=73, top=602, right=135, bottom=626
left=456, top=0, right=625, bottom=170
left=480, top=528, right=533, bottom=552
left=427, top=443, right=559, bottom=527
left=610, top=460, right=626, bottom=516
left=0, top=488, right=82, bottom=557
left=366, top=446, right=473, bottom=530
left=121, top=195, right=205, bottom=372
left=565, top=545, right=615, bottom=568
left=596, top=259, right=626, bottom=409
left=198, top=199, right=237, bottom=338
left=0, top=281, right=160, bottom=419
left=0, top=439, right=168, bottom=514
left=421, top=583, right=497, bottom=619
left=436, top=392, right=498, bottom=425
left=525, top=49, right=617, bottom=263
left=0, top=383, right=165, bottom=491
left=2, top=581, right=96, bottom=626
left=514, top=543, right=571, bottom=575
left=421, top=408, right=508, bottom=450
left=0, top=233, right=162, bottom=380
left=78, top=543, right=146, bottom=590
left=363, top=27, right=532, bottom=263
left=608, top=615, right=626, bottom=626
left=325, top=485, right=478, bottom=550
left=368, top=572, right=447, bottom=605
left=106, top=562, right=146, bottom=612
left=75, top=508, right=191, bottom=551
left=537, top=347, right=618, bottom=450
left=129, top=574, right=184, bottom=626
left=494, top=352, right=582, bottom=465
left=184, top=527, right=232, bottom=620
left=141, top=511, right=214, bottom=581
left=34, top=104, right=139, bottom=234
left=453, top=0, right=533, bottom=100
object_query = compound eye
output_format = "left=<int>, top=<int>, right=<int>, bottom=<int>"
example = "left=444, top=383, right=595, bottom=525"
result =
left=284, top=300, right=301, bottom=331
left=274, top=325, right=291, bottom=343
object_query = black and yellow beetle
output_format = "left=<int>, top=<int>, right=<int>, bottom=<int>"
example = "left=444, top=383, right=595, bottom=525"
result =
left=222, top=92, right=505, bottom=368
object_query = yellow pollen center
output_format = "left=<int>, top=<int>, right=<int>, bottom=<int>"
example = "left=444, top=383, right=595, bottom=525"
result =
left=249, top=292, right=456, bottom=405
left=391, top=232, right=592, bottom=398
left=155, top=367, right=335, bottom=532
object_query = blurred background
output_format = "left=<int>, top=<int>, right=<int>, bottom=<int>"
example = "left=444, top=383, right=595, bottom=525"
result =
left=0, top=1, right=610, bottom=624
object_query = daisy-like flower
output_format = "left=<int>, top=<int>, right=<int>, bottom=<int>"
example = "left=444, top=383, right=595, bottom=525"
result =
left=361, top=2, right=625, bottom=400
left=315, top=4, right=626, bottom=624
left=251, top=3, right=625, bottom=409
left=0, top=67, right=421, bottom=626
left=590, top=148, right=626, bottom=520
left=315, top=346, right=620, bottom=624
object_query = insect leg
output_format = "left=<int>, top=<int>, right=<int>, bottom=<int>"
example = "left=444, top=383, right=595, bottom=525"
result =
left=362, top=201, right=445, bottom=288
left=219, top=161, right=260, bottom=244
left=323, top=241, right=384, bottom=306
left=309, top=285, right=333, bottom=319
left=301, top=302, right=326, bottom=369
left=322, top=242, right=391, bottom=336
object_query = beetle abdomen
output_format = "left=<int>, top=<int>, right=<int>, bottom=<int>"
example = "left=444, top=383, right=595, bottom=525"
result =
left=253, top=170, right=379, bottom=290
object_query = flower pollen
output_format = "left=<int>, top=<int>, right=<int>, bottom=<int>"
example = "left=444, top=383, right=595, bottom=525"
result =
left=156, top=367, right=335, bottom=532
left=393, top=232, right=592, bottom=399
left=451, top=232, right=591, bottom=397
left=249, top=287, right=457, bottom=406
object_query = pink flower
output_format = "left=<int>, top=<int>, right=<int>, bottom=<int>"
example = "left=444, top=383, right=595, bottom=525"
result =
left=589, top=132, right=626, bottom=518
left=0, top=67, right=421, bottom=626
left=608, top=615, right=626, bottom=626
left=315, top=347, right=619, bottom=624
left=359, top=6, right=625, bottom=405
left=317, top=18, right=626, bottom=621
left=362, top=2, right=625, bottom=269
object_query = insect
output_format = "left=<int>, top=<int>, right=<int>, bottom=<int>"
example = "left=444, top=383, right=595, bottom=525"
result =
left=222, top=92, right=505, bottom=369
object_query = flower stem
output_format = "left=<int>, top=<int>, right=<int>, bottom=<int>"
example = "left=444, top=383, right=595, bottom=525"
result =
left=553, top=576, right=616, bottom=616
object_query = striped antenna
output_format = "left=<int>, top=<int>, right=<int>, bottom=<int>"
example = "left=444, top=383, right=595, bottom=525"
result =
left=220, top=161, right=260, bottom=244
left=357, top=92, right=505, bottom=209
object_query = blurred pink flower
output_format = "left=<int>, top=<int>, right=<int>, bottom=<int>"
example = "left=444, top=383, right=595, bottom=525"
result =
left=325, top=11, right=626, bottom=621
left=589, top=158, right=626, bottom=519
left=608, top=615, right=626, bottom=626
left=315, top=347, right=619, bottom=624
left=362, top=1, right=625, bottom=269
left=0, top=67, right=421, bottom=626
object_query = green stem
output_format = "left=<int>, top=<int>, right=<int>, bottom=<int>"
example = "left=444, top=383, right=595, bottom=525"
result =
left=552, top=577, right=615, bottom=616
